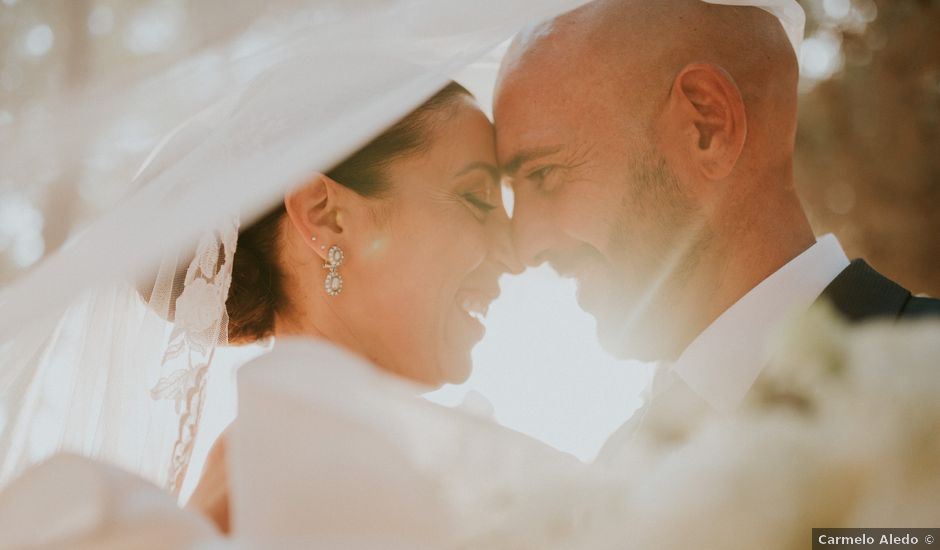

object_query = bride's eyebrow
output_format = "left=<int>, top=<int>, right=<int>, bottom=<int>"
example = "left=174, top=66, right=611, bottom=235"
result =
left=453, top=161, right=500, bottom=184
left=502, top=145, right=562, bottom=176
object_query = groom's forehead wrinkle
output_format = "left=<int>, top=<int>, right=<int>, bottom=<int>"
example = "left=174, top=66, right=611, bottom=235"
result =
left=502, top=146, right=563, bottom=177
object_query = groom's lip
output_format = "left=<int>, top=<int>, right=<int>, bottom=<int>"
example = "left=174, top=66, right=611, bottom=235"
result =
left=549, top=262, right=579, bottom=279
left=546, top=257, right=578, bottom=278
left=571, top=262, right=607, bottom=314
left=549, top=258, right=595, bottom=283
left=544, top=244, right=603, bottom=280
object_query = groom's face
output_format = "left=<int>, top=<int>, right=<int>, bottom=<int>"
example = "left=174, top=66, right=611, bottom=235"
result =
left=494, top=37, right=702, bottom=361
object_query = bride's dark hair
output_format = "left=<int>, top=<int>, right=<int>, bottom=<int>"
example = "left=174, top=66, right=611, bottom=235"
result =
left=228, top=81, right=472, bottom=343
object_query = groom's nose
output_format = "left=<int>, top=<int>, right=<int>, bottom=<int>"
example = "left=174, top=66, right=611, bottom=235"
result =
left=487, top=209, right=524, bottom=276
left=510, top=192, right=555, bottom=268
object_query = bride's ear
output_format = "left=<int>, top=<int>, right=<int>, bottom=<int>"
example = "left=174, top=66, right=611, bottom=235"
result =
left=284, top=173, right=350, bottom=260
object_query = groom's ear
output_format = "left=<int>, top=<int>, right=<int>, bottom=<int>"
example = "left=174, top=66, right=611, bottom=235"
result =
left=284, top=173, right=350, bottom=260
left=666, top=63, right=747, bottom=181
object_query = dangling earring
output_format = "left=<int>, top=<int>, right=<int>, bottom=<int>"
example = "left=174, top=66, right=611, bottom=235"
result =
left=323, top=245, right=344, bottom=297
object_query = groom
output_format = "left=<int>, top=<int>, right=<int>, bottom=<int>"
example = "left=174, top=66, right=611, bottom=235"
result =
left=494, top=0, right=940, bottom=450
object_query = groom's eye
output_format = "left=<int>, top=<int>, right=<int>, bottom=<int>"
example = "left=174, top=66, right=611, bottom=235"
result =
left=526, top=165, right=559, bottom=190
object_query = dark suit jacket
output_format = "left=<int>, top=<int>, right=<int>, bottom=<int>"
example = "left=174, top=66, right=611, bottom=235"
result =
left=598, top=259, right=938, bottom=461
left=818, top=259, right=940, bottom=322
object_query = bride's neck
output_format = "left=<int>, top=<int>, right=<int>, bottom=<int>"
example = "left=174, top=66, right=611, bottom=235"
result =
left=274, top=312, right=323, bottom=340
left=273, top=302, right=373, bottom=366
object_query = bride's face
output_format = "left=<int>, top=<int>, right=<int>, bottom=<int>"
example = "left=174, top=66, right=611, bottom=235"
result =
left=339, top=97, right=517, bottom=386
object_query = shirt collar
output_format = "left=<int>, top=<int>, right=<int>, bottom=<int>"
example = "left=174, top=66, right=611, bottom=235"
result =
left=667, top=234, right=850, bottom=413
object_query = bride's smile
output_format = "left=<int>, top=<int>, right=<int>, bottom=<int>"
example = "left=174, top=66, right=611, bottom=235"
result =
left=226, top=83, right=519, bottom=389
left=180, top=84, right=520, bottom=532
left=364, top=92, right=518, bottom=386
left=3, top=1, right=940, bottom=547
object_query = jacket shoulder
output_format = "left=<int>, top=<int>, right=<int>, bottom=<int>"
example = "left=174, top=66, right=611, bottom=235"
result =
left=900, top=295, right=940, bottom=319
left=820, top=260, right=909, bottom=322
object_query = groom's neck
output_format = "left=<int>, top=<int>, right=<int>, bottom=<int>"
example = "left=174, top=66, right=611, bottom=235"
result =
left=674, top=188, right=816, bottom=357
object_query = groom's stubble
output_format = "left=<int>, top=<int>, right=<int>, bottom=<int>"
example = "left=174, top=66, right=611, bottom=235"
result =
left=600, top=145, right=715, bottom=361
left=496, top=0, right=811, bottom=363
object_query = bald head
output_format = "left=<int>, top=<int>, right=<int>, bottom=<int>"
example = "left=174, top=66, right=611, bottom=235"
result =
left=495, top=0, right=815, bottom=361
left=497, top=0, right=799, bottom=171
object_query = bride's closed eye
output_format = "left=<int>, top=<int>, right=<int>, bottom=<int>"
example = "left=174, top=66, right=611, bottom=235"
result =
left=452, top=160, right=501, bottom=220
left=462, top=191, right=497, bottom=215
left=458, top=174, right=499, bottom=220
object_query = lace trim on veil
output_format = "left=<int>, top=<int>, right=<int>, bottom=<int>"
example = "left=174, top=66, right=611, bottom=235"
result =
left=149, top=218, right=239, bottom=493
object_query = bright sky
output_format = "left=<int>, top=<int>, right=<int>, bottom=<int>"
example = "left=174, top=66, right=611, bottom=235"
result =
left=420, top=46, right=651, bottom=463
left=425, top=265, right=652, bottom=462
left=181, top=263, right=651, bottom=503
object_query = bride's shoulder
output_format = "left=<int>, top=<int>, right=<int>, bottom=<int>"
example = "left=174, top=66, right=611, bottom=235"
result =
left=228, top=339, right=594, bottom=548
left=237, top=337, right=575, bottom=462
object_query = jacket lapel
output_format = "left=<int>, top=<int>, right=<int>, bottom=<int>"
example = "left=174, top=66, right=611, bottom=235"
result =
left=817, top=259, right=910, bottom=321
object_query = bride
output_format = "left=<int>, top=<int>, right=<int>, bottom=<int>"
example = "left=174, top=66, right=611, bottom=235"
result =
left=0, top=70, right=586, bottom=546
left=7, top=0, right=937, bottom=548
left=224, top=81, right=518, bottom=385
left=0, top=1, right=589, bottom=546
left=183, top=80, right=520, bottom=531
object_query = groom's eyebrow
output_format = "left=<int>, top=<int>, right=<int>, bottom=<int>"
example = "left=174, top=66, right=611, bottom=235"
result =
left=454, top=161, right=501, bottom=184
left=502, top=146, right=563, bottom=176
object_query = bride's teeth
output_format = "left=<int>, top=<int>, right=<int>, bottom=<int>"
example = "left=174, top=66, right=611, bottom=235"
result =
left=460, top=297, right=488, bottom=320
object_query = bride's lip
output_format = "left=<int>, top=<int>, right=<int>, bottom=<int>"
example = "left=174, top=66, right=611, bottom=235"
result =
left=453, top=287, right=498, bottom=343
left=454, top=301, right=486, bottom=343
left=455, top=287, right=499, bottom=320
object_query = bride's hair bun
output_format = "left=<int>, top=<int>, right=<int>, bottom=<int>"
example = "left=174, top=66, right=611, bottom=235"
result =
left=226, top=81, right=472, bottom=343
left=227, top=205, right=285, bottom=343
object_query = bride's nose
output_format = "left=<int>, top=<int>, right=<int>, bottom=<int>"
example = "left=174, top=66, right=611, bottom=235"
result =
left=486, top=209, right=524, bottom=275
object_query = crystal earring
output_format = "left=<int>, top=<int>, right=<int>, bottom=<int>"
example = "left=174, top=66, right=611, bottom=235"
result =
left=323, top=245, right=344, bottom=297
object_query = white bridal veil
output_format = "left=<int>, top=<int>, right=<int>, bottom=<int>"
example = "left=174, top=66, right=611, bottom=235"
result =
left=0, top=0, right=804, bottom=495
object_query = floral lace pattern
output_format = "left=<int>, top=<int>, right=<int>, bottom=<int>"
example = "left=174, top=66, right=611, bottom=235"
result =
left=150, top=218, right=239, bottom=494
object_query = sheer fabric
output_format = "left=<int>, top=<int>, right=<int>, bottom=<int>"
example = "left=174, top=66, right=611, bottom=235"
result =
left=0, top=0, right=593, bottom=492
left=0, top=0, right=804, bottom=495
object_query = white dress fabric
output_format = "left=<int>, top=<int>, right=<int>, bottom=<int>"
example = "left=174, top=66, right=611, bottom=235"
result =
left=4, top=313, right=940, bottom=549
left=0, top=340, right=597, bottom=550
left=0, top=0, right=593, bottom=493
left=0, top=0, right=807, bottom=498
left=0, top=1, right=838, bottom=547
left=0, top=454, right=219, bottom=550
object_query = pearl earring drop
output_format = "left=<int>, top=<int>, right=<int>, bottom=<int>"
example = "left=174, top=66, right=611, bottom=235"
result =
left=323, top=245, right=345, bottom=296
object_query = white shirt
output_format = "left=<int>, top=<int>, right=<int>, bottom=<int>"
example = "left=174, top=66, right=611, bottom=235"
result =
left=659, top=233, right=850, bottom=413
